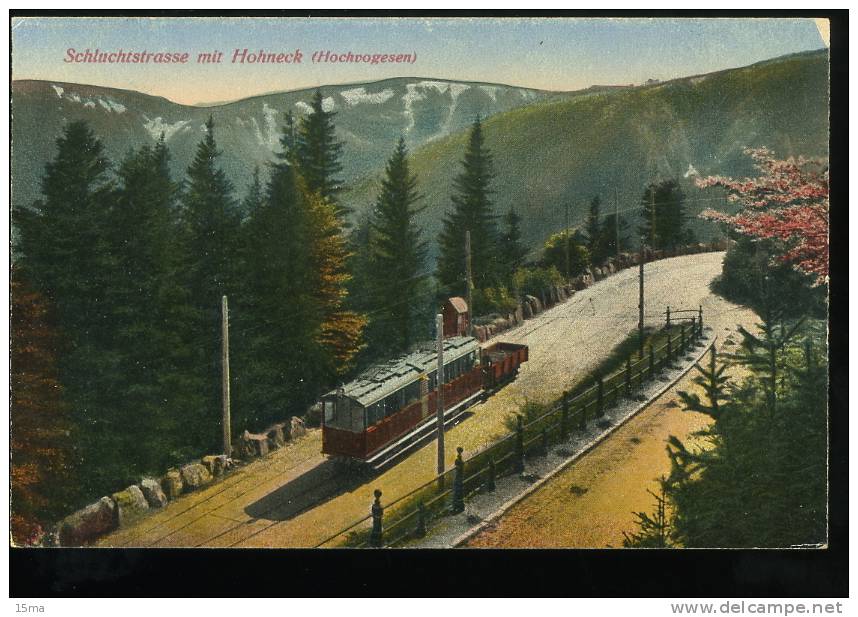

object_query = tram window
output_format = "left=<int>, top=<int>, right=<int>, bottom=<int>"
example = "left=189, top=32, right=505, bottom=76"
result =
left=405, top=381, right=420, bottom=405
left=324, top=401, right=334, bottom=423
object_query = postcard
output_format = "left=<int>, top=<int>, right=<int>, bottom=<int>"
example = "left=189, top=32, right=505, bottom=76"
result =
left=9, top=16, right=831, bottom=555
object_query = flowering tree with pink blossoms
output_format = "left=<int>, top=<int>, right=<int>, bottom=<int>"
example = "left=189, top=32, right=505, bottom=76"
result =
left=696, top=147, right=829, bottom=286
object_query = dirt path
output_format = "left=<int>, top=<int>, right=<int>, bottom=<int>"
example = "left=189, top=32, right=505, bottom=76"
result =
left=465, top=305, right=758, bottom=548
left=99, top=252, right=735, bottom=547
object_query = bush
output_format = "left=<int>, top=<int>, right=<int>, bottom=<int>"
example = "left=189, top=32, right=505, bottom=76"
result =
left=511, top=266, right=564, bottom=298
left=541, top=230, right=590, bottom=277
left=472, top=285, right=519, bottom=316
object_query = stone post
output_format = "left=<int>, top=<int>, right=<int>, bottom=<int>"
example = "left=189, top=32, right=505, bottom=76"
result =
left=560, top=392, right=570, bottom=441
left=487, top=458, right=496, bottom=492
left=415, top=501, right=426, bottom=538
left=370, top=489, right=383, bottom=548
left=451, top=447, right=465, bottom=513
left=625, top=356, right=632, bottom=395
left=514, top=415, right=525, bottom=473
left=649, top=345, right=655, bottom=378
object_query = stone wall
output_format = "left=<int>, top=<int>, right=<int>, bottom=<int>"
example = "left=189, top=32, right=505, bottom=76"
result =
left=50, top=415, right=310, bottom=547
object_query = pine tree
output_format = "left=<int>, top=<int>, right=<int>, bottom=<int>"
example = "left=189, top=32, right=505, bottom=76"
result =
left=295, top=91, right=346, bottom=214
left=181, top=116, right=241, bottom=450
left=597, top=213, right=630, bottom=259
left=639, top=179, right=687, bottom=250
left=16, top=120, right=126, bottom=501
left=499, top=207, right=528, bottom=283
left=366, top=137, right=427, bottom=353
left=584, top=196, right=602, bottom=263
left=236, top=125, right=365, bottom=427
left=109, top=138, right=203, bottom=468
left=677, top=346, right=732, bottom=420
left=437, top=117, right=500, bottom=293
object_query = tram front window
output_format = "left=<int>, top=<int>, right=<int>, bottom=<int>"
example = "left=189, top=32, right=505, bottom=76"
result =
left=326, top=398, right=365, bottom=432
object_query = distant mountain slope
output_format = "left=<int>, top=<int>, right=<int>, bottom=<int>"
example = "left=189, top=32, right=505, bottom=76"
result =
left=344, top=50, right=829, bottom=260
left=11, top=77, right=560, bottom=209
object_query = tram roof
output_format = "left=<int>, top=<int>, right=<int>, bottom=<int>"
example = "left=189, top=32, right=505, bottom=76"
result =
left=325, top=336, right=480, bottom=407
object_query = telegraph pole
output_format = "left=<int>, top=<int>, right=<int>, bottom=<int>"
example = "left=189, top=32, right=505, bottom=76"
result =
left=465, top=230, right=473, bottom=336
left=564, top=202, right=570, bottom=279
left=638, top=237, right=645, bottom=359
left=650, top=185, right=657, bottom=249
left=435, top=313, right=445, bottom=479
left=614, top=186, right=621, bottom=257
left=221, top=295, right=232, bottom=457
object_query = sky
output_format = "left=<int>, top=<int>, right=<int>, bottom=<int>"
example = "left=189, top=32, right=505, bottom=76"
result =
left=11, top=17, right=827, bottom=106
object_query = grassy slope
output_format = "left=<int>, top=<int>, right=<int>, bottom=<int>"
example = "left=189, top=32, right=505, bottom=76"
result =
left=343, top=50, right=829, bottom=261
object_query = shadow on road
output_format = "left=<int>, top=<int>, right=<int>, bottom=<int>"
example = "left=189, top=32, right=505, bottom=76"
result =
left=244, top=458, right=374, bottom=522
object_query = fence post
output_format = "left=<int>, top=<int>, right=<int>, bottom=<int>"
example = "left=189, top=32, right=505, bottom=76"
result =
left=514, top=415, right=525, bottom=473
left=415, top=501, right=427, bottom=538
left=596, top=375, right=604, bottom=417
left=451, top=447, right=465, bottom=513
left=666, top=333, right=672, bottom=366
left=690, top=316, right=697, bottom=340
left=698, top=305, right=704, bottom=331
left=370, top=489, right=384, bottom=548
left=487, top=457, right=496, bottom=492
left=561, top=392, right=570, bottom=441
left=625, top=356, right=632, bottom=395
left=648, top=345, right=655, bottom=378
left=540, top=427, right=549, bottom=456
left=681, top=324, right=686, bottom=351
left=579, top=402, right=587, bottom=430
left=666, top=306, right=671, bottom=328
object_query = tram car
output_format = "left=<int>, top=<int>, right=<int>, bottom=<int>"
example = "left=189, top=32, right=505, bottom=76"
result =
left=320, top=336, right=528, bottom=468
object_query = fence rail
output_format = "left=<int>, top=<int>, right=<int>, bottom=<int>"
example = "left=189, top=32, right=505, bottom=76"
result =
left=315, top=308, right=706, bottom=548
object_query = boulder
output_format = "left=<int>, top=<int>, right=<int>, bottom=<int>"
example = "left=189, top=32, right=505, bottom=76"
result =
left=514, top=305, right=524, bottom=323
left=111, top=485, right=150, bottom=526
left=138, top=477, right=168, bottom=508
left=290, top=416, right=307, bottom=440
left=522, top=300, right=533, bottom=319
left=241, top=430, right=269, bottom=457
left=265, top=423, right=287, bottom=449
left=58, top=497, right=116, bottom=546
left=161, top=469, right=183, bottom=500
left=201, top=454, right=228, bottom=477
left=180, top=462, right=213, bottom=491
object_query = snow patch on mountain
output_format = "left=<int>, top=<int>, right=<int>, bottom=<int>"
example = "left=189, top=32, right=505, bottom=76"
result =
left=340, top=87, right=396, bottom=107
left=142, top=115, right=191, bottom=141
left=403, top=81, right=470, bottom=134
left=97, top=98, right=127, bottom=114
left=262, top=102, right=279, bottom=149
left=51, top=85, right=64, bottom=98
left=294, top=101, right=313, bottom=115
left=480, top=85, right=498, bottom=102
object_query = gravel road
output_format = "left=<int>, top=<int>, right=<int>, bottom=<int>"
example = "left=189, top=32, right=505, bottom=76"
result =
left=99, top=251, right=733, bottom=547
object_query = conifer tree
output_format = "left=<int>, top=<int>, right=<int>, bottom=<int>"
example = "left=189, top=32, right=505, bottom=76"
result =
left=295, top=91, right=346, bottom=214
left=499, top=207, right=528, bottom=283
left=16, top=120, right=125, bottom=500
left=366, top=137, right=427, bottom=353
left=181, top=116, right=241, bottom=449
left=677, top=346, right=732, bottom=421
left=639, top=179, right=687, bottom=250
left=109, top=138, right=203, bottom=467
left=437, top=117, right=500, bottom=293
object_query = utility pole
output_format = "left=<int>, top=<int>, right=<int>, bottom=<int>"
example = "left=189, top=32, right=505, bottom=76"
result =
left=465, top=230, right=473, bottom=336
left=614, top=186, right=621, bottom=257
left=221, top=295, right=232, bottom=457
left=650, top=185, right=657, bottom=249
left=638, top=237, right=645, bottom=359
left=564, top=202, right=570, bottom=279
left=435, top=313, right=445, bottom=479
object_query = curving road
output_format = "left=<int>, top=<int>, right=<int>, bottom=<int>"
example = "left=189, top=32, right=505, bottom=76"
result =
left=99, top=251, right=734, bottom=548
